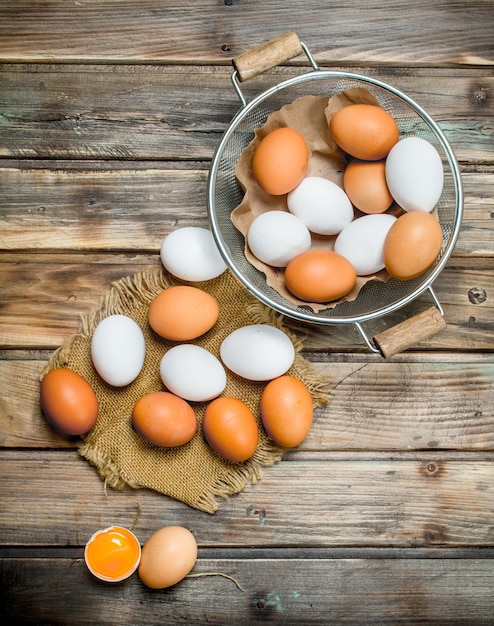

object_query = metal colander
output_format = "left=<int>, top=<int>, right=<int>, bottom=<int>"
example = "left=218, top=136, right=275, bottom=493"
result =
left=207, top=33, right=463, bottom=355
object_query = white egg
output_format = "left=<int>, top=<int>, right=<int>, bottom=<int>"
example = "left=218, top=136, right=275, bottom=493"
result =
left=220, top=324, right=295, bottom=381
left=287, top=176, right=354, bottom=235
left=385, top=137, right=444, bottom=213
left=334, top=213, right=397, bottom=276
left=160, top=344, right=226, bottom=402
left=160, top=227, right=227, bottom=281
left=91, top=315, right=146, bottom=387
left=247, top=211, right=311, bottom=267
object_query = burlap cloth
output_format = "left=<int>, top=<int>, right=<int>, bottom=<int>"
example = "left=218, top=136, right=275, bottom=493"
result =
left=42, top=264, right=331, bottom=514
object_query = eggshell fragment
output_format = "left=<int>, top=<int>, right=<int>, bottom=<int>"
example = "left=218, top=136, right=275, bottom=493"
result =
left=91, top=315, right=146, bottom=387
left=220, top=324, right=295, bottom=381
left=384, top=211, right=443, bottom=280
left=148, top=286, right=219, bottom=341
left=160, top=227, right=227, bottom=281
left=260, top=375, right=314, bottom=448
left=132, top=391, right=197, bottom=447
left=40, top=368, right=98, bottom=436
left=287, top=176, right=354, bottom=235
left=252, top=127, right=309, bottom=195
left=203, top=397, right=259, bottom=462
left=85, top=526, right=141, bottom=583
left=160, top=344, right=226, bottom=402
left=385, top=137, right=444, bottom=213
left=138, top=526, right=197, bottom=589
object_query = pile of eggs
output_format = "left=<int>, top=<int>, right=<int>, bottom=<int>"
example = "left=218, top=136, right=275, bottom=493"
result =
left=40, top=226, right=318, bottom=588
left=40, top=227, right=315, bottom=461
left=247, top=102, right=445, bottom=304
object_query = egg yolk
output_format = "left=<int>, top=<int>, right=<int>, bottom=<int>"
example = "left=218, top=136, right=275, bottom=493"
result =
left=85, top=527, right=141, bottom=581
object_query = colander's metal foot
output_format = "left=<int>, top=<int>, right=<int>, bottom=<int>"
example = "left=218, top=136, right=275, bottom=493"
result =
left=354, top=322, right=381, bottom=354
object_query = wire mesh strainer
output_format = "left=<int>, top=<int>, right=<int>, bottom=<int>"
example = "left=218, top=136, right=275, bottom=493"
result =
left=207, top=32, right=463, bottom=356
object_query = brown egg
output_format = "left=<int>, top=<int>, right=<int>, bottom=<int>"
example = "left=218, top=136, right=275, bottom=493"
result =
left=203, top=397, right=259, bottom=462
left=132, top=391, right=197, bottom=447
left=148, top=285, right=219, bottom=341
left=138, top=526, right=197, bottom=589
left=343, top=159, right=393, bottom=214
left=330, top=104, right=399, bottom=160
left=261, top=375, right=314, bottom=448
left=252, top=127, right=309, bottom=195
left=383, top=211, right=443, bottom=280
left=40, top=368, right=98, bottom=436
left=285, top=249, right=357, bottom=303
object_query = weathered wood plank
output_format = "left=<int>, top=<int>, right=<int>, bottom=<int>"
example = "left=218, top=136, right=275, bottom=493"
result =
left=0, top=0, right=491, bottom=621
left=2, top=555, right=494, bottom=624
left=0, top=168, right=210, bottom=250
left=0, top=1, right=493, bottom=66
left=0, top=166, right=490, bottom=255
left=1, top=451, right=493, bottom=547
left=1, top=259, right=492, bottom=350
left=2, top=359, right=493, bottom=450
left=0, top=65, right=492, bottom=162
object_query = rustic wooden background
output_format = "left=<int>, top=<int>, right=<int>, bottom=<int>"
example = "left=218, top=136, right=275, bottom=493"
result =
left=1, top=1, right=493, bottom=623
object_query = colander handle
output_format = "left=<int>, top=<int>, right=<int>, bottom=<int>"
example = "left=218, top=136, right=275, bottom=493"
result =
left=232, top=31, right=306, bottom=82
left=356, top=287, right=447, bottom=357
left=372, top=305, right=447, bottom=357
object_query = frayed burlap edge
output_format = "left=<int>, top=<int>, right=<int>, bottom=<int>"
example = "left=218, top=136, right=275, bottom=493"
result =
left=41, top=265, right=177, bottom=367
left=41, top=264, right=332, bottom=514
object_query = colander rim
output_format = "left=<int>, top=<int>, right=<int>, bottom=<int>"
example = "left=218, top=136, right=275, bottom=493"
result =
left=207, top=68, right=464, bottom=325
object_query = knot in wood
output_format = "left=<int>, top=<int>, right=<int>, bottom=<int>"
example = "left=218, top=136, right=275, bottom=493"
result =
left=468, top=287, right=487, bottom=304
left=247, top=505, right=266, bottom=525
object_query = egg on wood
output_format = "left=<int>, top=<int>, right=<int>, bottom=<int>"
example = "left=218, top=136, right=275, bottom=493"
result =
left=84, top=526, right=141, bottom=583
left=160, top=227, right=227, bottom=282
left=40, top=368, right=99, bottom=436
left=260, top=375, right=314, bottom=448
left=138, top=526, right=197, bottom=589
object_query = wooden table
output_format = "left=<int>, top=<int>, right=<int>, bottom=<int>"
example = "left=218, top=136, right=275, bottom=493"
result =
left=1, top=2, right=493, bottom=623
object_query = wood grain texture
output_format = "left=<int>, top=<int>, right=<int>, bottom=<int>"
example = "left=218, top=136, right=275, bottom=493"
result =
left=0, top=1, right=493, bottom=65
left=0, top=166, right=492, bottom=254
left=2, top=359, right=493, bottom=449
left=1, top=2, right=493, bottom=622
left=2, top=556, right=494, bottom=624
left=1, top=259, right=492, bottom=350
left=1, top=451, right=494, bottom=547
left=0, top=65, right=492, bottom=162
